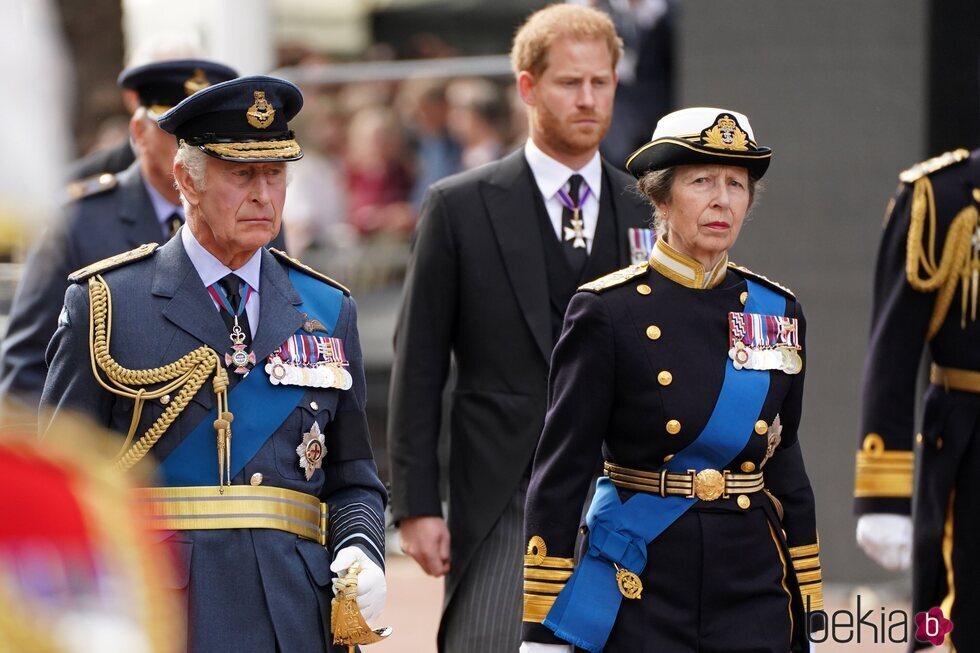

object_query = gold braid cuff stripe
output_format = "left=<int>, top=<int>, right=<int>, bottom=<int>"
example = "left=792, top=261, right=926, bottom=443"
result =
left=855, top=434, right=914, bottom=498
left=88, top=276, right=233, bottom=484
left=798, top=581, right=824, bottom=610
left=523, top=580, right=566, bottom=595
left=792, top=556, right=821, bottom=571
left=203, top=139, right=301, bottom=159
left=905, top=175, right=980, bottom=339
left=523, top=593, right=558, bottom=624
left=524, top=568, right=574, bottom=582
left=795, top=569, right=823, bottom=584
left=789, top=542, right=820, bottom=558
left=137, top=485, right=328, bottom=545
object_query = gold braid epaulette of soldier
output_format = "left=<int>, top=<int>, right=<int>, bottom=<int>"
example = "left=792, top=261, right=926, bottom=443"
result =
left=270, top=247, right=351, bottom=296
left=900, top=148, right=979, bottom=339
left=578, top=262, right=649, bottom=292
left=68, top=243, right=235, bottom=486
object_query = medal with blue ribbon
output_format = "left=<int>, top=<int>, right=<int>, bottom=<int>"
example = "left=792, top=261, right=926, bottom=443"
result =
left=207, top=280, right=256, bottom=374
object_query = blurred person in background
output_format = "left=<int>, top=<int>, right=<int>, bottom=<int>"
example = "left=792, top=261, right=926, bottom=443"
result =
left=447, top=78, right=509, bottom=170
left=388, top=5, right=653, bottom=651
left=0, top=58, right=239, bottom=409
left=397, top=78, right=462, bottom=209
left=345, top=105, right=415, bottom=237
left=573, top=0, right=676, bottom=167
left=67, top=33, right=204, bottom=182
left=855, top=147, right=980, bottom=651
left=281, top=89, right=354, bottom=257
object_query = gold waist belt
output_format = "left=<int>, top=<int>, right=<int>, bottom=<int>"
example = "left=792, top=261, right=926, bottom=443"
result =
left=603, top=461, right=764, bottom=502
left=930, top=364, right=980, bottom=394
left=136, top=485, right=328, bottom=546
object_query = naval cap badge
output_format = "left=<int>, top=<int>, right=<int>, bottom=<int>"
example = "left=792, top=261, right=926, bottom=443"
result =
left=246, top=90, right=276, bottom=129
left=701, top=113, right=749, bottom=151
left=297, top=421, right=326, bottom=481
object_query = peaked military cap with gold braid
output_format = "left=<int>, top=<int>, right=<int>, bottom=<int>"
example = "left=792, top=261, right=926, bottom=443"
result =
left=158, top=75, right=303, bottom=162
left=626, top=107, right=772, bottom=180
left=118, top=59, right=238, bottom=119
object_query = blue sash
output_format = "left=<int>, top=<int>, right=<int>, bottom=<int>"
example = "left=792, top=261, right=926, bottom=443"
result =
left=544, top=279, right=785, bottom=652
left=158, top=269, right=344, bottom=486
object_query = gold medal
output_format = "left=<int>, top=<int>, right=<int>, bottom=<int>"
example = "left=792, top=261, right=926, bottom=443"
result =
left=614, top=564, right=643, bottom=600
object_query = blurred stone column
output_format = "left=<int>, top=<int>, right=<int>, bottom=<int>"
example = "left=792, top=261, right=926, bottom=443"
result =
left=208, top=0, right=274, bottom=74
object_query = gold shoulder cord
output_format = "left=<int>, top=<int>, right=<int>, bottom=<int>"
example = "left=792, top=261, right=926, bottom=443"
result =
left=88, top=275, right=234, bottom=485
left=905, top=177, right=980, bottom=339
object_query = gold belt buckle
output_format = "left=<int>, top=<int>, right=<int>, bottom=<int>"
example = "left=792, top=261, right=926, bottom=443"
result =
left=691, top=468, right=725, bottom=501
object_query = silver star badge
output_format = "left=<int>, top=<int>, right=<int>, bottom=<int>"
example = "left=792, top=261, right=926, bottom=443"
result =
left=296, top=421, right=326, bottom=481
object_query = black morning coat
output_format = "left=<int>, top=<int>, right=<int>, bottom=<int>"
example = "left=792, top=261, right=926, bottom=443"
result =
left=387, top=147, right=652, bottom=643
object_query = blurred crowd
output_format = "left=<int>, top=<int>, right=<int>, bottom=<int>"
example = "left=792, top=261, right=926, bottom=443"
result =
left=279, top=67, right=526, bottom=287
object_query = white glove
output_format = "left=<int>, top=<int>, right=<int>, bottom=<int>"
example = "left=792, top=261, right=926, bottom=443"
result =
left=519, top=643, right=573, bottom=653
left=856, top=514, right=912, bottom=570
left=330, top=546, right=387, bottom=624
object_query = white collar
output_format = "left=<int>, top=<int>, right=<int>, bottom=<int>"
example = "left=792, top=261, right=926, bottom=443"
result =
left=524, top=138, right=602, bottom=202
left=180, top=225, right=262, bottom=292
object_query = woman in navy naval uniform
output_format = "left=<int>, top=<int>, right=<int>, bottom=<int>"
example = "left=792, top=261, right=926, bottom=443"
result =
left=520, top=108, right=823, bottom=653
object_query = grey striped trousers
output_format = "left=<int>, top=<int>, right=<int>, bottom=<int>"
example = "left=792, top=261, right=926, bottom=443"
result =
left=441, top=485, right=526, bottom=653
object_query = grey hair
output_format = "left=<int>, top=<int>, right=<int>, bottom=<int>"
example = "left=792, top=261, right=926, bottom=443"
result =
left=175, top=142, right=208, bottom=189
left=635, top=166, right=763, bottom=237
left=174, top=143, right=208, bottom=212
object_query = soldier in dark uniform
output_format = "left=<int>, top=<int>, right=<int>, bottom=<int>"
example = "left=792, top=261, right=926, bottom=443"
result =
left=520, top=108, right=822, bottom=653
left=0, top=59, right=254, bottom=406
left=40, top=76, right=388, bottom=652
left=855, top=148, right=980, bottom=651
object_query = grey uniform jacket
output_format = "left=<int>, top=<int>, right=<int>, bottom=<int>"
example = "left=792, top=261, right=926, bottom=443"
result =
left=40, top=235, right=385, bottom=653
left=0, top=161, right=285, bottom=406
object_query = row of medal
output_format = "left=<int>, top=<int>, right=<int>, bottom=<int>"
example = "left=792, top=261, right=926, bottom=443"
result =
left=728, top=311, right=802, bottom=375
left=264, top=334, right=353, bottom=390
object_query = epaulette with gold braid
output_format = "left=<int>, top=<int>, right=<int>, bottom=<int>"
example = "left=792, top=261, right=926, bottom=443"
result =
left=899, top=148, right=970, bottom=184
left=270, top=248, right=350, bottom=296
left=65, top=172, right=118, bottom=201
left=578, top=262, right=649, bottom=293
left=728, top=263, right=796, bottom=300
left=68, top=243, right=158, bottom=283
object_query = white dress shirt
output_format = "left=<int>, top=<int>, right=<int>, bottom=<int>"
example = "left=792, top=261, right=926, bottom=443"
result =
left=524, top=138, right=602, bottom=254
left=181, top=225, right=261, bottom=338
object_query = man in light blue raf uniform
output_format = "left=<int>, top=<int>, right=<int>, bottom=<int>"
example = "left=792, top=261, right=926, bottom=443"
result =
left=0, top=58, right=241, bottom=407
left=40, top=76, right=388, bottom=653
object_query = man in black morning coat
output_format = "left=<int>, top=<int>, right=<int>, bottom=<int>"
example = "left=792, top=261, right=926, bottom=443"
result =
left=387, top=5, right=654, bottom=651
